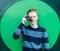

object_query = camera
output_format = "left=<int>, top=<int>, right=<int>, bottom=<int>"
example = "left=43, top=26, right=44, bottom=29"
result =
left=25, top=16, right=30, bottom=21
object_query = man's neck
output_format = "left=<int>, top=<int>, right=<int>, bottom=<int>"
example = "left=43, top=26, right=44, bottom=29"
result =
left=30, top=22, right=38, bottom=28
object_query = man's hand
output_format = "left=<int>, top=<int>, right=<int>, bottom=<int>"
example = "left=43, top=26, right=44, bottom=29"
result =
left=22, top=17, right=27, bottom=24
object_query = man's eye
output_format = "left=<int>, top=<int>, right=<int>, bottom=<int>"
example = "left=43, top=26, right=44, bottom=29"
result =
left=33, top=16, right=35, bottom=17
left=30, top=16, right=32, bottom=18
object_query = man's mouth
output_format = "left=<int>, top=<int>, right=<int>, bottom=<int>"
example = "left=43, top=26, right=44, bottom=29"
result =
left=30, top=20, right=35, bottom=22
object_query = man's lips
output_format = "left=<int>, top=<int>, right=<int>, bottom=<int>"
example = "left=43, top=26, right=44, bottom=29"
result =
left=30, top=19, right=32, bottom=21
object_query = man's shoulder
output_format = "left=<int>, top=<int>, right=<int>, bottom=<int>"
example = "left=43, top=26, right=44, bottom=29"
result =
left=23, top=24, right=46, bottom=32
left=38, top=25, right=46, bottom=32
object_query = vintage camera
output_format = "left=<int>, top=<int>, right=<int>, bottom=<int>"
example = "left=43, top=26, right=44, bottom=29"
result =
left=25, top=16, right=30, bottom=21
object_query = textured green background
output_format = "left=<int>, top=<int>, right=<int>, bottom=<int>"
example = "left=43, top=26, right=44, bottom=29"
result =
left=1, top=0, right=59, bottom=51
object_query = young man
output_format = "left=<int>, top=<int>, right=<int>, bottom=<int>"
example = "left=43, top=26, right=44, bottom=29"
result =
left=13, top=9, right=50, bottom=51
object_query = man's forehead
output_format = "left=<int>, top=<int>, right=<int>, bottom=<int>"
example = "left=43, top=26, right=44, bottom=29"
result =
left=28, top=12, right=37, bottom=16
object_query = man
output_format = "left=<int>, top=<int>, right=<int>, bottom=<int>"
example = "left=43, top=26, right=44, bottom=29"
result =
left=13, top=9, right=50, bottom=51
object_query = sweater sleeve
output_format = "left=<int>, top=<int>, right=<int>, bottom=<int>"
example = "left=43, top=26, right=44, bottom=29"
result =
left=13, top=23, right=24, bottom=39
left=42, top=30, right=50, bottom=51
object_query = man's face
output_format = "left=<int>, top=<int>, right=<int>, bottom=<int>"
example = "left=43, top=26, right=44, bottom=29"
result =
left=28, top=12, right=38, bottom=22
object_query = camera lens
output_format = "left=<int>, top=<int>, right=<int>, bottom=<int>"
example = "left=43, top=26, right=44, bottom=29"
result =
left=25, top=16, right=30, bottom=21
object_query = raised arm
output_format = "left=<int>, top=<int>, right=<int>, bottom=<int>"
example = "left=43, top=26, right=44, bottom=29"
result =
left=13, top=17, right=27, bottom=39
left=13, top=23, right=24, bottom=39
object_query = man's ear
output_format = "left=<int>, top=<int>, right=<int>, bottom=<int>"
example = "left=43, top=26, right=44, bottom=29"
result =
left=37, top=16, right=38, bottom=20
